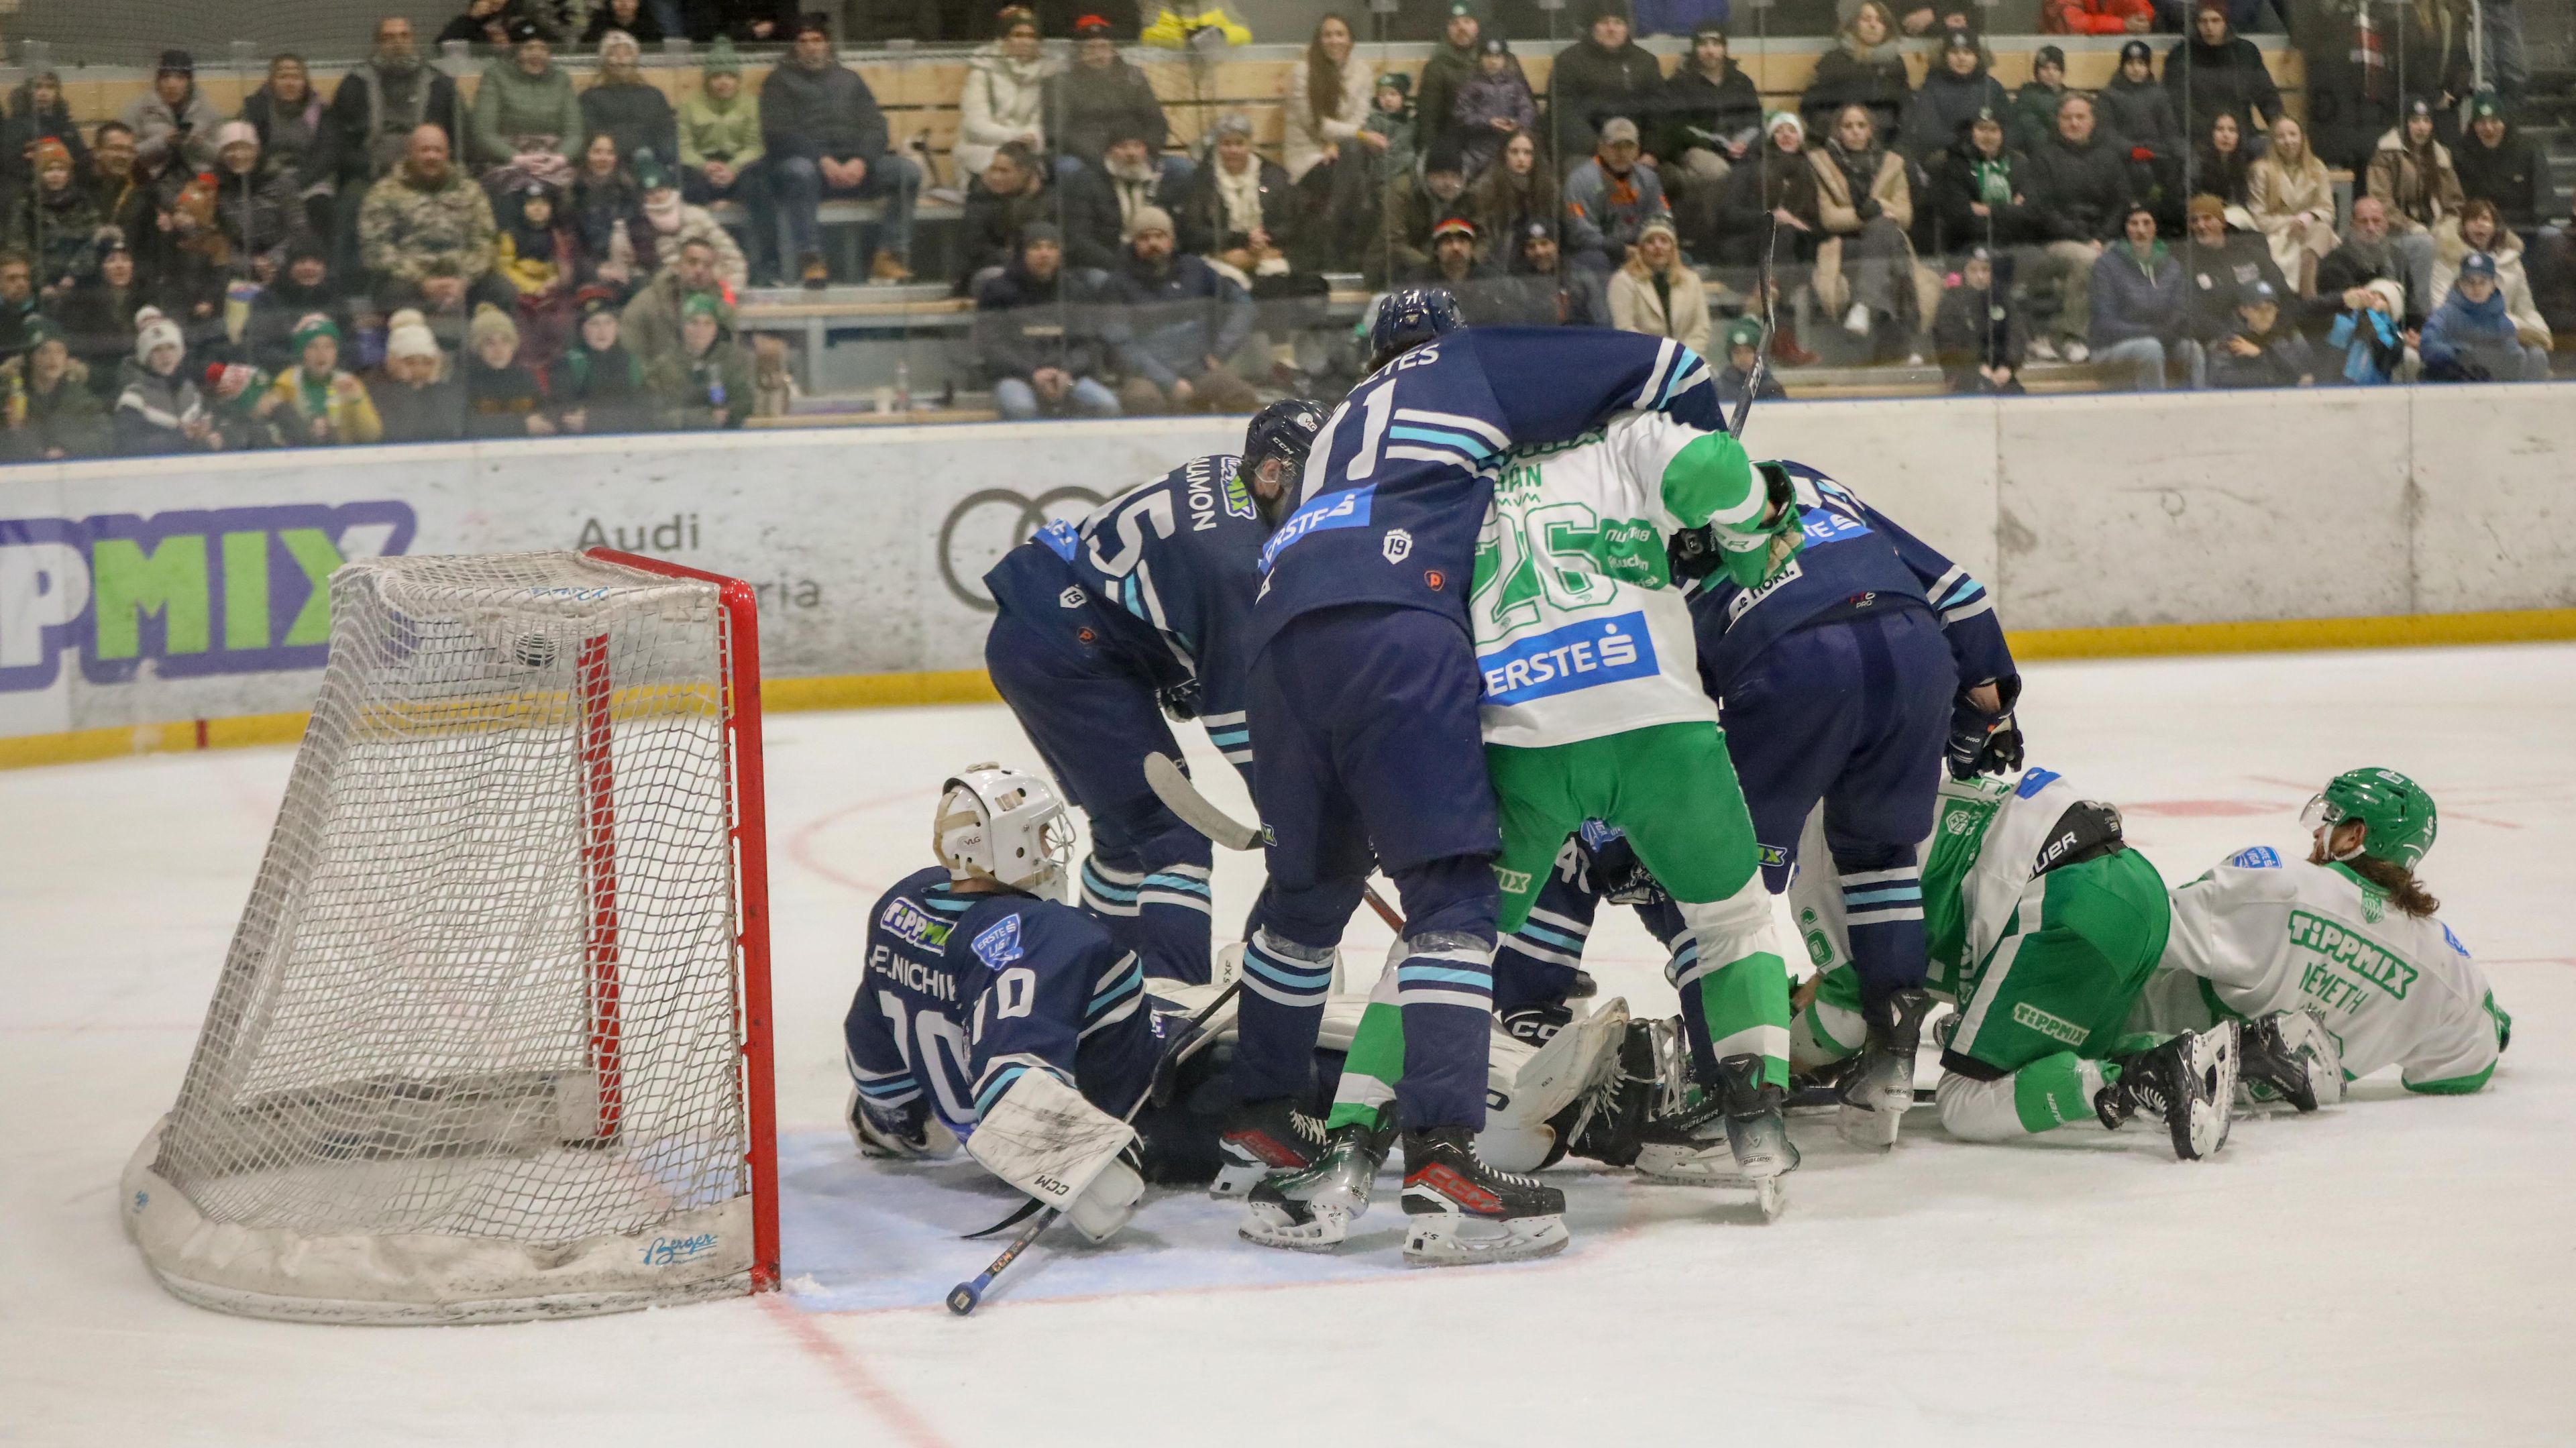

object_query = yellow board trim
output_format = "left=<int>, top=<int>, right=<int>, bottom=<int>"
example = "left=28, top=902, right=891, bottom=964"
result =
left=3, top=613, right=2569, bottom=772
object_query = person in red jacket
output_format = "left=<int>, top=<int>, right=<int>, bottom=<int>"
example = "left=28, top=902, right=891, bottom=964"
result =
left=2043, top=0, right=2152, bottom=35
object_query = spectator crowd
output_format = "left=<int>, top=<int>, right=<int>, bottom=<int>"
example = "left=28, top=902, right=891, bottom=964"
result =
left=1, top=0, right=2569, bottom=461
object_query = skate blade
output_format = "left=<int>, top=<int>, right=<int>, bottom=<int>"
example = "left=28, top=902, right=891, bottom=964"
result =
left=1401, top=1213, right=1570, bottom=1267
left=2174, top=1025, right=2241, bottom=1161
left=1632, top=1148, right=1792, bottom=1220
left=1239, top=1201, right=1355, bottom=1251
left=1835, top=1097, right=1907, bottom=1151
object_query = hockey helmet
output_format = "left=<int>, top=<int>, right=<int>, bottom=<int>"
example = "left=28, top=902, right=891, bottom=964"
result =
left=934, top=763, right=1076, bottom=897
left=1368, top=286, right=1462, bottom=370
left=2300, top=767, right=2436, bottom=869
left=1240, top=398, right=1327, bottom=526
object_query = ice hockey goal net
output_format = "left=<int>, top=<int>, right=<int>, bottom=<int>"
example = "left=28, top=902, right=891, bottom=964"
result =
left=121, top=549, right=777, bottom=1324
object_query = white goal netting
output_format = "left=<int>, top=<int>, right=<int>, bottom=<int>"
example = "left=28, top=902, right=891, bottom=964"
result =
left=122, top=551, right=770, bottom=1324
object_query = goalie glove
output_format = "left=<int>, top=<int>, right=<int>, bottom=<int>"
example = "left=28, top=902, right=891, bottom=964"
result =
left=1945, top=675, right=2025, bottom=781
left=847, top=1088, right=958, bottom=1160
left=965, top=1068, right=1144, bottom=1243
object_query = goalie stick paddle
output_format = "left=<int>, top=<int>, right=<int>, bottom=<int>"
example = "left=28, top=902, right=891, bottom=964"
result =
left=1142, top=753, right=1403, bottom=930
left=947, top=978, right=1244, bottom=1316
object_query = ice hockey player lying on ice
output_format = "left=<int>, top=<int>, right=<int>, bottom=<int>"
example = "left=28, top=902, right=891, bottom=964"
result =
left=2127, top=767, right=2510, bottom=1101
left=843, top=763, right=1642, bottom=1239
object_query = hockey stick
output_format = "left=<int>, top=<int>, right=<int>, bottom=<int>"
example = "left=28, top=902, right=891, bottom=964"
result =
left=946, top=977, right=1244, bottom=1316
left=1142, top=753, right=1403, bottom=930
left=1727, top=204, right=1783, bottom=443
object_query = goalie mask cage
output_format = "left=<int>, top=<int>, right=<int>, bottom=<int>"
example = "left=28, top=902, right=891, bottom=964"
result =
left=121, top=549, right=777, bottom=1325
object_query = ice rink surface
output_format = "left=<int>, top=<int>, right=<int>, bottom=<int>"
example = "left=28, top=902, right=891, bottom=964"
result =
left=6, top=644, right=2573, bottom=1447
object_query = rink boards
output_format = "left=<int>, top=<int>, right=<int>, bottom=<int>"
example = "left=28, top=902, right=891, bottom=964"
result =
left=2, top=384, right=2572, bottom=762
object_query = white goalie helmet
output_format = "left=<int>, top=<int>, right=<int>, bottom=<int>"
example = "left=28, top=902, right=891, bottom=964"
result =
left=934, top=763, right=1076, bottom=897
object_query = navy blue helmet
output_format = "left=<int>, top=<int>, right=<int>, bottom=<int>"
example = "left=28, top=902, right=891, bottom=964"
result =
left=1368, top=287, right=1464, bottom=370
left=1241, top=398, right=1328, bottom=526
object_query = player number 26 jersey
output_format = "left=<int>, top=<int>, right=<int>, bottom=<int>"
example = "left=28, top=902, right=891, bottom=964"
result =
left=1470, top=411, right=1754, bottom=749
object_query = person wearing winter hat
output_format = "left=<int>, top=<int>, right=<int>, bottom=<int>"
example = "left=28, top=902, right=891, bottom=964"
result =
left=122, top=48, right=222, bottom=174
left=2455, top=91, right=2549, bottom=234
left=1, top=314, right=111, bottom=461
left=582, top=29, right=679, bottom=176
left=464, top=302, right=553, bottom=437
left=1931, top=242, right=2029, bottom=393
left=468, top=17, right=586, bottom=168
left=956, top=6, right=1055, bottom=184
left=207, top=119, right=307, bottom=281
left=1715, top=311, right=1788, bottom=404
left=1452, top=34, right=1536, bottom=178
left=1362, top=71, right=1417, bottom=186
left=2366, top=95, right=2465, bottom=309
left=113, top=308, right=218, bottom=455
left=2096, top=38, right=2180, bottom=162
left=10, top=136, right=106, bottom=298
left=2007, top=44, right=2070, bottom=155
left=549, top=286, right=654, bottom=435
left=656, top=288, right=756, bottom=431
left=1896, top=27, right=2008, bottom=165
left=678, top=37, right=773, bottom=280
left=1548, top=0, right=1662, bottom=173
left=582, top=0, right=667, bottom=46
left=1609, top=212, right=1709, bottom=351
left=762, top=10, right=923, bottom=286
left=254, top=313, right=382, bottom=446
left=373, top=307, right=464, bottom=443
left=637, top=150, right=749, bottom=292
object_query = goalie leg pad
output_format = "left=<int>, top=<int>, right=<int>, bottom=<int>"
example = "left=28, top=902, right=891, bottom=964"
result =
left=1480, top=998, right=1631, bottom=1173
left=965, top=1069, right=1142, bottom=1243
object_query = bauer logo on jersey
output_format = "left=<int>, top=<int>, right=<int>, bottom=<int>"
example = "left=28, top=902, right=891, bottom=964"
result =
left=1258, top=486, right=1375, bottom=573
left=879, top=899, right=953, bottom=950
left=1478, top=611, right=1657, bottom=705
left=972, top=916, right=1025, bottom=972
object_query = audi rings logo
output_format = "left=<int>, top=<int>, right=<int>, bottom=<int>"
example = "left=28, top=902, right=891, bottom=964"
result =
left=938, top=486, right=1106, bottom=612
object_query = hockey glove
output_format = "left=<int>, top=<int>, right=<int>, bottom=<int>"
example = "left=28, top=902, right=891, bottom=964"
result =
left=1583, top=833, right=1670, bottom=908
left=849, top=1089, right=956, bottom=1160
left=1945, top=675, right=2025, bottom=781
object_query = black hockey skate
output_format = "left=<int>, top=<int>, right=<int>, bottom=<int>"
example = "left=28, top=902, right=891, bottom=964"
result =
left=1399, top=1127, right=1568, bottom=1266
left=1240, top=1119, right=1391, bottom=1251
left=1554, top=1018, right=1659, bottom=1168
left=2237, top=1010, right=2339, bottom=1112
left=1212, top=1097, right=1326, bottom=1199
left=1838, top=989, right=1935, bottom=1150
left=2096, top=1022, right=2240, bottom=1160
left=1634, top=1053, right=1797, bottom=1219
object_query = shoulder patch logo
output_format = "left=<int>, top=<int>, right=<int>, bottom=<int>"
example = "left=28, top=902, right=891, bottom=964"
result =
left=2015, top=767, right=2061, bottom=799
left=1382, top=528, right=1413, bottom=563
left=971, top=915, right=1024, bottom=972
left=2226, top=846, right=2283, bottom=869
left=879, top=898, right=953, bottom=950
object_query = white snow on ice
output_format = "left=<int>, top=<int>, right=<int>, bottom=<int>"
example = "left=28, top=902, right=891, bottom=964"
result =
left=4, top=645, right=2572, bottom=1445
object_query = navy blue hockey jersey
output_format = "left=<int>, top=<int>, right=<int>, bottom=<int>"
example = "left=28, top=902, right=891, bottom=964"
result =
left=984, top=454, right=1269, bottom=764
left=844, top=867, right=1166, bottom=1139
left=1686, top=462, right=2013, bottom=694
left=1252, top=329, right=1723, bottom=656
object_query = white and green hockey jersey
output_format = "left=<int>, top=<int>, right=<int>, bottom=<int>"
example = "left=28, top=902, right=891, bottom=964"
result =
left=2157, top=850, right=2507, bottom=1093
left=1469, top=411, right=1767, bottom=749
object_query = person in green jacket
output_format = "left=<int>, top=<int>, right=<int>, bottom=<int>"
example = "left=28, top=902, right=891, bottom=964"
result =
left=470, top=19, right=586, bottom=169
left=2, top=317, right=111, bottom=460
left=676, top=40, right=772, bottom=283
left=653, top=290, right=754, bottom=430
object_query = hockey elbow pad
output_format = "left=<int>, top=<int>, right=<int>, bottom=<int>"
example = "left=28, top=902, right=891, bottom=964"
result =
left=965, top=1068, right=1144, bottom=1243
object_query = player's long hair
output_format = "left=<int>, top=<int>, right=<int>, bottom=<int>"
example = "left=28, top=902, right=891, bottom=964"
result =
left=2314, top=838, right=2442, bottom=919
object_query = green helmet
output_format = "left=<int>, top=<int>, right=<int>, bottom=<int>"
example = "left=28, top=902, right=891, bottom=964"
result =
left=2302, top=768, right=2438, bottom=869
